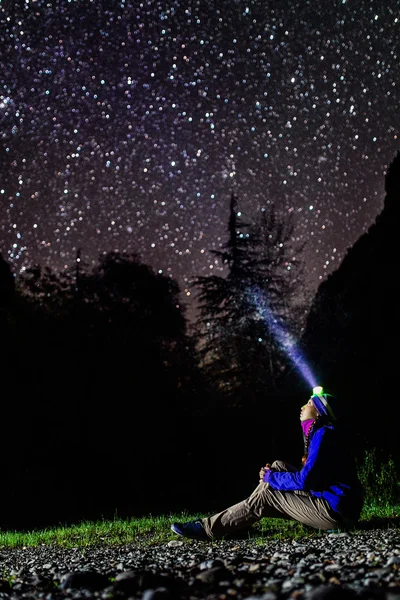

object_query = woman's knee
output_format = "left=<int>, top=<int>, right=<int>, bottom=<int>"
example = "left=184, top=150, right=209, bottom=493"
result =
left=271, top=460, right=288, bottom=470
left=271, top=460, right=298, bottom=472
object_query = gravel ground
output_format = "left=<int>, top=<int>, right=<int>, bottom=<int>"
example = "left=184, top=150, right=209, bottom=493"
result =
left=1, top=529, right=400, bottom=600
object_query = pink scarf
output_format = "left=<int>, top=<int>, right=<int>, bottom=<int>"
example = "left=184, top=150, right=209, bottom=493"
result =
left=301, top=418, right=315, bottom=437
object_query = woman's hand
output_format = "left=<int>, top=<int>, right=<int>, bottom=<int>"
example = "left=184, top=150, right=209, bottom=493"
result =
left=259, top=463, right=271, bottom=483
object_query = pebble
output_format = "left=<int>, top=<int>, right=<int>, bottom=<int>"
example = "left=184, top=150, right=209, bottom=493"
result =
left=0, top=529, right=400, bottom=599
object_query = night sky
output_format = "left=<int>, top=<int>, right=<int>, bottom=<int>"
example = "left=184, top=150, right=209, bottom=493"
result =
left=1, top=0, right=399, bottom=320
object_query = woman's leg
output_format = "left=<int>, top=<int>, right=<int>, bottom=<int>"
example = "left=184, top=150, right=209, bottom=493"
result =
left=202, top=461, right=343, bottom=538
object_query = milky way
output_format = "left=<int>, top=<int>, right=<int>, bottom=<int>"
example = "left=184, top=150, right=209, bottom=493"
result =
left=0, top=0, right=399, bottom=319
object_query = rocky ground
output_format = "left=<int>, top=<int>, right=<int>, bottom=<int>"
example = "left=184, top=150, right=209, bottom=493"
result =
left=1, top=529, right=400, bottom=600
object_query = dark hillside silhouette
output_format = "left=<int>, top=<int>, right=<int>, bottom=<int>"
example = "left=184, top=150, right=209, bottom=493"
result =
left=297, top=150, right=400, bottom=459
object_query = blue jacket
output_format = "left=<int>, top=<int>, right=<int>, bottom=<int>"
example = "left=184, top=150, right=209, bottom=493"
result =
left=264, top=420, right=364, bottom=522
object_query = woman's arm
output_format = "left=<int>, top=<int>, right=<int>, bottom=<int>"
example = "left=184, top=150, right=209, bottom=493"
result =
left=265, top=427, right=333, bottom=492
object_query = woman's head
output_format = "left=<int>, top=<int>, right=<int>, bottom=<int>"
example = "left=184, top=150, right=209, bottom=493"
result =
left=300, top=390, right=338, bottom=422
left=309, top=391, right=338, bottom=421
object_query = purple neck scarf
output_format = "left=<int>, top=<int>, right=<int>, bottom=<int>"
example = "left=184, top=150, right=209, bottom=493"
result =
left=301, top=418, right=315, bottom=437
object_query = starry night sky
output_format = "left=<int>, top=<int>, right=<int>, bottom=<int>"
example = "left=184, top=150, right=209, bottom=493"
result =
left=0, top=0, right=399, bottom=319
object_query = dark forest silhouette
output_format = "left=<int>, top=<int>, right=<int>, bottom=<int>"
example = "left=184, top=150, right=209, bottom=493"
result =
left=0, top=151, right=399, bottom=529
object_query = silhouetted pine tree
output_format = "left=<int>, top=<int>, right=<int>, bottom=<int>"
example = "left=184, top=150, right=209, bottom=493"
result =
left=238, top=205, right=305, bottom=395
left=192, top=193, right=304, bottom=410
left=192, top=192, right=253, bottom=403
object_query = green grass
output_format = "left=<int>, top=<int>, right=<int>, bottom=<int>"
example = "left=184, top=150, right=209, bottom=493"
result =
left=0, top=514, right=189, bottom=549
left=0, top=513, right=204, bottom=549
left=0, top=449, right=399, bottom=549
left=0, top=505, right=400, bottom=549
left=359, top=503, right=400, bottom=522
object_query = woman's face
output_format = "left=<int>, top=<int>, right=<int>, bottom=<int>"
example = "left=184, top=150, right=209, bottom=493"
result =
left=300, top=397, right=319, bottom=422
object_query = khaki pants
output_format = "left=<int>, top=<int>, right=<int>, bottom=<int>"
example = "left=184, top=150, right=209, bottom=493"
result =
left=202, top=460, right=350, bottom=539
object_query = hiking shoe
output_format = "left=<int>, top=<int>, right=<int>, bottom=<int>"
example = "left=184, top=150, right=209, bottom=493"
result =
left=170, top=520, right=210, bottom=540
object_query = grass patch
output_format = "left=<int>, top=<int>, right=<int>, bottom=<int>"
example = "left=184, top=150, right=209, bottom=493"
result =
left=1, top=505, right=400, bottom=549
left=1, top=448, right=399, bottom=549
left=0, top=513, right=204, bottom=549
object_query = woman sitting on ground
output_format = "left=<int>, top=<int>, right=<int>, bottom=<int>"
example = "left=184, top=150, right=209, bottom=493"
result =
left=171, top=389, right=364, bottom=540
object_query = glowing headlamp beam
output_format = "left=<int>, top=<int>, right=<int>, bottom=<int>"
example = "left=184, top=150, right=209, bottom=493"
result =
left=248, top=286, right=317, bottom=389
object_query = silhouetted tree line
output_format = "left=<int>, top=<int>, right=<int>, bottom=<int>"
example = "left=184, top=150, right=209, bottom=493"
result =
left=0, top=150, right=399, bottom=528
left=0, top=251, right=206, bottom=527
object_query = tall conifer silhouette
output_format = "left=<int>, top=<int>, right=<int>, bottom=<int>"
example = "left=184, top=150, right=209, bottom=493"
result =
left=192, top=193, right=303, bottom=408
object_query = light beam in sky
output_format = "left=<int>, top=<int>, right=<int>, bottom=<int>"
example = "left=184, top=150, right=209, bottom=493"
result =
left=249, top=286, right=317, bottom=390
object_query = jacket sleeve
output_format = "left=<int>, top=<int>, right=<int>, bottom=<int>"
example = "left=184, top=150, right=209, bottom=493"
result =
left=266, top=427, right=331, bottom=492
